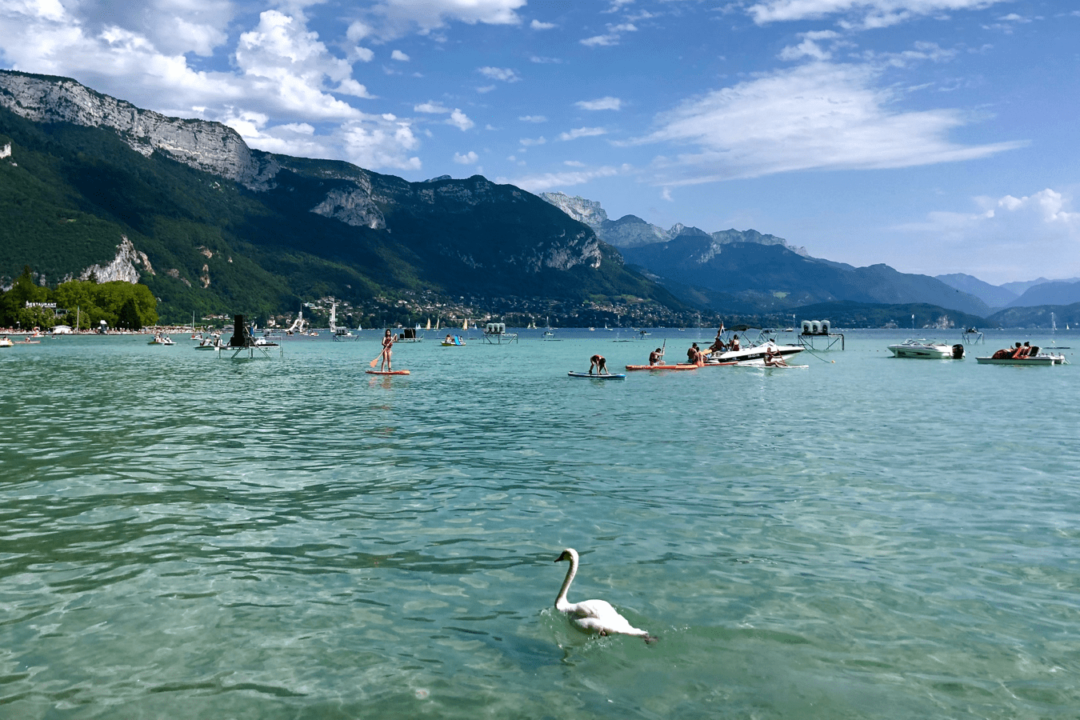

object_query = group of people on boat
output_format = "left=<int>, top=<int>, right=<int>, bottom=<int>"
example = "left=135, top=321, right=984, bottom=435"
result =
left=990, top=341, right=1039, bottom=360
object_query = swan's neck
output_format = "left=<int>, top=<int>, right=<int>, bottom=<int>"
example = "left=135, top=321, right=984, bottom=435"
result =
left=555, top=555, right=577, bottom=610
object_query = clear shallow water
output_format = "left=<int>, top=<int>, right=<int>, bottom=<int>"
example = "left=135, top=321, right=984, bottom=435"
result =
left=1, top=329, right=1079, bottom=719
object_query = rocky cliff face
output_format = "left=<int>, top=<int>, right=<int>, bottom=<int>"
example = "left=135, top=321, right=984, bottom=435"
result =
left=540, top=192, right=609, bottom=228
left=77, top=237, right=154, bottom=283
left=0, top=71, right=278, bottom=189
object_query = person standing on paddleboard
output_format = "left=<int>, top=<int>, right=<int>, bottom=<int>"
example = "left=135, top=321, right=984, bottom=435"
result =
left=589, top=354, right=609, bottom=375
left=380, top=329, right=398, bottom=371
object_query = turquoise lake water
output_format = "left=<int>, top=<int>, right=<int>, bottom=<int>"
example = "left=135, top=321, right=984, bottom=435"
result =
left=1, top=329, right=1078, bottom=718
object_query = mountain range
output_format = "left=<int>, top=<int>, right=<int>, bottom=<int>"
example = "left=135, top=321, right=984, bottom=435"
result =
left=936, top=273, right=1080, bottom=309
left=3, top=70, right=1075, bottom=329
left=540, top=193, right=991, bottom=318
left=0, top=70, right=690, bottom=326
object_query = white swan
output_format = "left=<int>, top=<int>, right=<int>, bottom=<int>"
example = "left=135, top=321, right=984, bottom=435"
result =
left=554, top=548, right=656, bottom=643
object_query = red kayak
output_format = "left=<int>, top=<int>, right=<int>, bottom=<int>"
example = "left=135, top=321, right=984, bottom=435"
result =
left=366, top=369, right=411, bottom=375
left=624, top=364, right=698, bottom=371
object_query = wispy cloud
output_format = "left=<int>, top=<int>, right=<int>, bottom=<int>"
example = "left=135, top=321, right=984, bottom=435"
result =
left=414, top=101, right=449, bottom=114
left=478, top=66, right=521, bottom=82
left=453, top=150, right=479, bottom=164
left=581, top=22, right=637, bottom=47
left=558, top=127, right=608, bottom=141
left=530, top=19, right=557, bottom=30
left=391, top=50, right=410, bottom=61
left=633, top=61, right=1025, bottom=185
left=575, top=97, right=622, bottom=111
left=519, top=115, right=548, bottom=123
left=504, top=165, right=625, bottom=192
left=747, top=0, right=1010, bottom=29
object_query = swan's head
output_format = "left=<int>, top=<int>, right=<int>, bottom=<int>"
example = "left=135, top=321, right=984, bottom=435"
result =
left=555, top=548, right=578, bottom=563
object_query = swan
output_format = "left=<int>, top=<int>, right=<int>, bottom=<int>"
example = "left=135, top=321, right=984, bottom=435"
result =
left=554, top=548, right=657, bottom=643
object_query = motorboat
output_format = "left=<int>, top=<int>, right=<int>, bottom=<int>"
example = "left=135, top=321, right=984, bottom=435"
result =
left=887, top=339, right=964, bottom=359
left=705, top=339, right=804, bottom=364
left=0, top=336, right=13, bottom=348
left=149, top=333, right=175, bottom=345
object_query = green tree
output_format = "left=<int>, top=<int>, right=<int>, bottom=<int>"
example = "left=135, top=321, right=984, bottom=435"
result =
left=117, top=297, right=142, bottom=330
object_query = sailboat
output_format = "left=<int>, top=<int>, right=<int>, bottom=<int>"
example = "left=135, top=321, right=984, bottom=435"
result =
left=463, top=318, right=469, bottom=330
left=425, top=318, right=431, bottom=330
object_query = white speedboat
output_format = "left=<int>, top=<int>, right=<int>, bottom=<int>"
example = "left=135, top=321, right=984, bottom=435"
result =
left=0, top=336, right=13, bottom=348
left=149, top=334, right=175, bottom=345
left=706, top=340, right=804, bottom=364
left=887, top=339, right=964, bottom=359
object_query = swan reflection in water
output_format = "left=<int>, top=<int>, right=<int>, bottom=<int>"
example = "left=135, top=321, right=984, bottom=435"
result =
left=554, top=548, right=657, bottom=644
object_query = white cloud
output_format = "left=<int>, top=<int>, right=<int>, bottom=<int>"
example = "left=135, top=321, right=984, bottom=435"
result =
left=415, top=101, right=450, bottom=113
left=476, top=85, right=496, bottom=93
left=519, top=115, right=547, bottom=123
left=391, top=49, right=410, bottom=61
left=531, top=19, right=556, bottom=30
left=633, top=61, right=1024, bottom=185
left=358, top=0, right=525, bottom=39
left=746, top=0, right=1009, bottom=29
left=339, top=116, right=422, bottom=170
left=575, top=96, right=622, bottom=111
left=564, top=160, right=586, bottom=167
left=505, top=165, right=624, bottom=192
left=558, top=127, right=608, bottom=141
left=478, top=66, right=521, bottom=82
left=530, top=55, right=564, bottom=64
left=353, top=46, right=375, bottom=62
left=519, top=136, right=547, bottom=147
left=447, top=108, right=475, bottom=130
left=581, top=21, right=638, bottom=47
left=453, top=150, right=479, bottom=164
left=235, top=10, right=372, bottom=116
left=893, top=189, right=1080, bottom=282
left=779, top=30, right=841, bottom=61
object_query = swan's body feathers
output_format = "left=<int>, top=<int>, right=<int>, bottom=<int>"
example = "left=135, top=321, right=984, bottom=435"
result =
left=553, top=548, right=655, bottom=642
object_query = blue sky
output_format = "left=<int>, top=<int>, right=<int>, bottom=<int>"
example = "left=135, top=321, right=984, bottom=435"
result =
left=2, top=0, right=1079, bottom=284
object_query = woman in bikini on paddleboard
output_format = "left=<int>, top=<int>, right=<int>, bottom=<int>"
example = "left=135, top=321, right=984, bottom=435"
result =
left=380, top=329, right=397, bottom=371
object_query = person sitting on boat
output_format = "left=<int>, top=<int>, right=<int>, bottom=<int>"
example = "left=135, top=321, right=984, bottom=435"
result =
left=649, top=348, right=664, bottom=366
left=1020, top=341, right=1033, bottom=357
left=445, top=334, right=452, bottom=344
left=589, top=354, right=609, bottom=375
left=687, top=343, right=701, bottom=363
left=1010, top=342, right=1025, bottom=359
left=380, top=329, right=398, bottom=371
left=730, top=334, right=741, bottom=352
left=764, top=346, right=788, bottom=367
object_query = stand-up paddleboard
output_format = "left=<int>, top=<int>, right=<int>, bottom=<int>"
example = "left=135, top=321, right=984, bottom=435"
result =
left=568, top=371, right=626, bottom=379
left=366, top=369, right=411, bottom=375
left=737, top=359, right=808, bottom=369
left=625, top=364, right=698, bottom=371
left=702, top=361, right=738, bottom=367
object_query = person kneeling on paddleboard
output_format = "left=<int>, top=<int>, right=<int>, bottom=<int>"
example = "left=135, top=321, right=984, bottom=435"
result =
left=649, top=347, right=664, bottom=366
left=589, top=354, right=609, bottom=375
